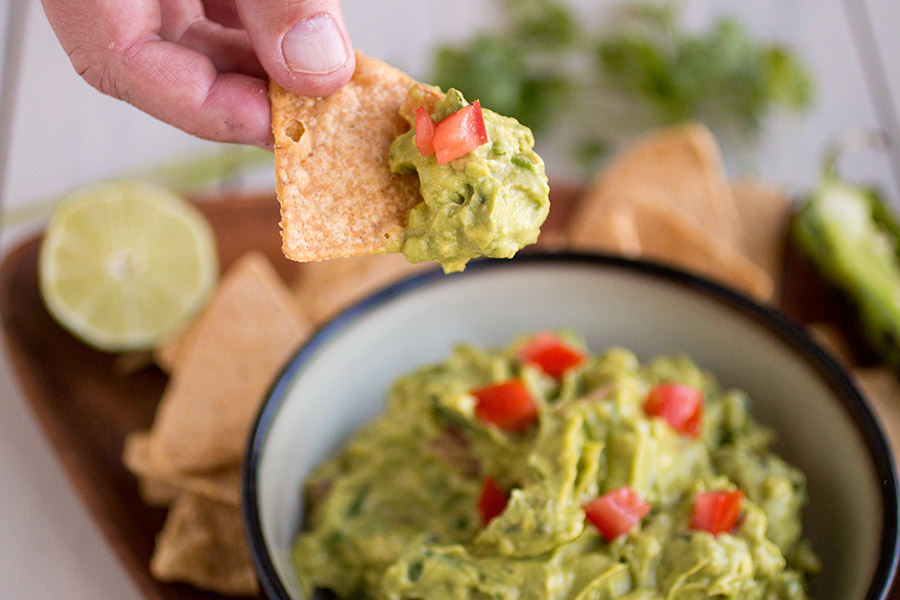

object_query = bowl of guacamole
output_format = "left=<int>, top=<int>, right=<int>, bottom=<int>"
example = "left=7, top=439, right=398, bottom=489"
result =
left=243, top=253, right=899, bottom=600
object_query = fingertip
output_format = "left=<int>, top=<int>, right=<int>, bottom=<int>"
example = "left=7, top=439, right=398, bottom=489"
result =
left=237, top=1, right=355, bottom=99
left=279, top=49, right=355, bottom=98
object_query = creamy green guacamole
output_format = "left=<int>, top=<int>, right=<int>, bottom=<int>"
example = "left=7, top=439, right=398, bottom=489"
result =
left=293, top=335, right=819, bottom=599
left=388, top=89, right=550, bottom=273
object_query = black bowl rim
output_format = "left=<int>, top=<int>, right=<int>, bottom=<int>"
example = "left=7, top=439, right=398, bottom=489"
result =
left=242, top=251, right=900, bottom=600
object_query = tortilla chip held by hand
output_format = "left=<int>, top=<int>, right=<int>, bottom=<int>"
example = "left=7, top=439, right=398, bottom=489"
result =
left=271, top=51, right=422, bottom=262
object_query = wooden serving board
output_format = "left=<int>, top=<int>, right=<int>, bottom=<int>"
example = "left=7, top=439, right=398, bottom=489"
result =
left=0, top=186, right=891, bottom=599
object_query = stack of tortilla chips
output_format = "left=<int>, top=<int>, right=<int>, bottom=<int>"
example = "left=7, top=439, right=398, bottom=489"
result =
left=122, top=246, right=425, bottom=595
left=567, top=123, right=792, bottom=302
left=123, top=252, right=312, bottom=596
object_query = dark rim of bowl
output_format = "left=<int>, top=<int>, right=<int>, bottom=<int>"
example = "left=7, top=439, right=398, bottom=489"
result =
left=242, top=251, right=899, bottom=600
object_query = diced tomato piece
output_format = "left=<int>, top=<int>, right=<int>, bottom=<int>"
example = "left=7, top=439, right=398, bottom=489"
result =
left=472, top=379, right=538, bottom=432
left=414, top=106, right=435, bottom=156
left=583, top=486, right=651, bottom=540
left=518, top=332, right=586, bottom=377
left=690, top=490, right=743, bottom=536
left=433, top=100, right=488, bottom=164
left=643, top=383, right=704, bottom=437
left=477, top=476, right=509, bottom=525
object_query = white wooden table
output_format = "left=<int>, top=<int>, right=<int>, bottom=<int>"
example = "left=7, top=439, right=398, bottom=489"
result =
left=1, top=1, right=898, bottom=598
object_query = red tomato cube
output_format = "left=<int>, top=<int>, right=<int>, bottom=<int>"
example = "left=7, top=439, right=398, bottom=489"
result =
left=518, top=332, right=586, bottom=377
left=584, top=486, right=651, bottom=540
left=433, top=100, right=488, bottom=164
left=472, top=379, right=538, bottom=432
left=644, top=383, right=704, bottom=437
left=414, top=106, right=435, bottom=156
left=477, top=476, right=509, bottom=525
left=690, top=490, right=743, bottom=536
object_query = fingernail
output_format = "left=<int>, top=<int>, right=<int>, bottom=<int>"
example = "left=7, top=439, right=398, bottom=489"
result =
left=282, top=14, right=349, bottom=74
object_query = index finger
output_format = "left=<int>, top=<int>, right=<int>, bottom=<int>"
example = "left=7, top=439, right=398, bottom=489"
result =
left=97, top=37, right=272, bottom=146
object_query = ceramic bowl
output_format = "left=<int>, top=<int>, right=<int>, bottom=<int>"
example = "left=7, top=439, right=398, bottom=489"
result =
left=243, top=253, right=899, bottom=599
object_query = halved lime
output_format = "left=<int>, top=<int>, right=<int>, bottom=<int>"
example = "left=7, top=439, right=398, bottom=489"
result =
left=38, top=180, right=218, bottom=351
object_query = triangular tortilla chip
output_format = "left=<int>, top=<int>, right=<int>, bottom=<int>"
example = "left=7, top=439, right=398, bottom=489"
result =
left=731, top=179, right=793, bottom=288
left=150, top=493, right=258, bottom=596
left=292, top=253, right=429, bottom=324
left=627, top=190, right=773, bottom=299
left=569, top=123, right=744, bottom=249
left=271, top=50, right=422, bottom=262
left=136, top=473, right=180, bottom=508
left=566, top=123, right=774, bottom=299
left=568, top=179, right=772, bottom=299
left=563, top=178, right=642, bottom=257
left=123, top=431, right=241, bottom=507
left=153, top=333, right=185, bottom=373
left=146, top=252, right=311, bottom=472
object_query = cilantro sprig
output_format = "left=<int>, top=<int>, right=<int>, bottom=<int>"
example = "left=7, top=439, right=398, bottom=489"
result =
left=431, top=0, right=814, bottom=173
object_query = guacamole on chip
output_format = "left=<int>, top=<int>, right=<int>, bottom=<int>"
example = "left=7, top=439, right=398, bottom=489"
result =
left=389, top=86, right=550, bottom=273
left=292, top=333, right=819, bottom=599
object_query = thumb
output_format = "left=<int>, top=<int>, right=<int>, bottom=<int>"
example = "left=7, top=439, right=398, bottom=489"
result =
left=235, top=0, right=355, bottom=97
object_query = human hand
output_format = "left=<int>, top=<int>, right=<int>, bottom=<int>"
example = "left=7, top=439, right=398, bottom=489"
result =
left=41, top=0, right=356, bottom=148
